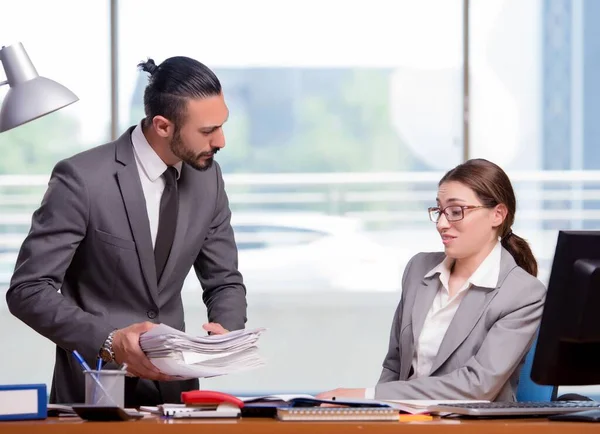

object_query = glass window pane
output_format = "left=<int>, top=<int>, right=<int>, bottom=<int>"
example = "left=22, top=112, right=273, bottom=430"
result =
left=119, top=0, right=463, bottom=393
left=470, top=0, right=600, bottom=290
left=471, top=1, right=600, bottom=399
left=0, top=0, right=111, bottom=386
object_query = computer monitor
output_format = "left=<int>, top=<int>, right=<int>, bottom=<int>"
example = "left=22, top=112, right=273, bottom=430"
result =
left=531, top=230, right=600, bottom=387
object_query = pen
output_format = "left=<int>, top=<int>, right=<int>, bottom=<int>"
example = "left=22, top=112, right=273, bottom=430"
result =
left=72, top=350, right=119, bottom=407
left=72, top=350, right=92, bottom=371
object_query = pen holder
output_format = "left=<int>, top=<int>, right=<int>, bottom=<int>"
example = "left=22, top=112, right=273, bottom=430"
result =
left=83, top=370, right=126, bottom=407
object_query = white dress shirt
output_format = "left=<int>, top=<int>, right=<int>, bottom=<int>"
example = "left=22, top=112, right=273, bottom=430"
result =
left=364, top=240, right=502, bottom=399
left=130, top=122, right=182, bottom=248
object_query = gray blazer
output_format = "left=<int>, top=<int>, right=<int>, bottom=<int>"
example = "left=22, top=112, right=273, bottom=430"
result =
left=375, top=248, right=546, bottom=401
left=6, top=127, right=247, bottom=405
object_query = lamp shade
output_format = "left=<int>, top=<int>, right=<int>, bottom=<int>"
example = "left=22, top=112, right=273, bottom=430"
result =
left=0, top=42, right=78, bottom=132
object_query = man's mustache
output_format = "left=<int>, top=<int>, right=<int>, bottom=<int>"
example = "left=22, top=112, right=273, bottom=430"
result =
left=199, top=148, right=219, bottom=157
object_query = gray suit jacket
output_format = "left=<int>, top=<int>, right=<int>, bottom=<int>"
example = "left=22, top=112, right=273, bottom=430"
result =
left=375, top=248, right=546, bottom=401
left=6, top=127, right=247, bottom=405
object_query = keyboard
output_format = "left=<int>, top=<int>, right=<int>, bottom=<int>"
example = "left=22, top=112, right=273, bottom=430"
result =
left=428, top=401, right=600, bottom=417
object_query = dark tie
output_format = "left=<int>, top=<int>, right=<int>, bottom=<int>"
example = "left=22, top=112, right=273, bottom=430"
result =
left=154, top=166, right=179, bottom=282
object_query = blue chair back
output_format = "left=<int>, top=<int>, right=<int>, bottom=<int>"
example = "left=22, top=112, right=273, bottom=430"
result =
left=516, top=334, right=555, bottom=402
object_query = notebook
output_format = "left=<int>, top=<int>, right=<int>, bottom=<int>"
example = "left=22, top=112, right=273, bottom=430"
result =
left=276, top=407, right=399, bottom=421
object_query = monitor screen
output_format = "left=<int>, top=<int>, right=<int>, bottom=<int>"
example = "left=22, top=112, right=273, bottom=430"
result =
left=531, top=230, right=600, bottom=386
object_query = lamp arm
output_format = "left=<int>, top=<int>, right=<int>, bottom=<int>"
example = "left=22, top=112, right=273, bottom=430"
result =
left=0, top=80, right=7, bottom=87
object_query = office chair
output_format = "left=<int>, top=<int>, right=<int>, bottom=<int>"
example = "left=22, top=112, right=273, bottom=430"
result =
left=516, top=334, right=556, bottom=402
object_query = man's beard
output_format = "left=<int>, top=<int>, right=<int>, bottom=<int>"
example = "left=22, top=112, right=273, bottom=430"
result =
left=169, top=128, right=219, bottom=172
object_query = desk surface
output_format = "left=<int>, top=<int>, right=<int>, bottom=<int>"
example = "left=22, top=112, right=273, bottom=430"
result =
left=1, top=417, right=598, bottom=433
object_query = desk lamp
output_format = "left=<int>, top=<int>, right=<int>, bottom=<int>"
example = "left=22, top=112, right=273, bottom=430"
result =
left=0, top=42, right=78, bottom=132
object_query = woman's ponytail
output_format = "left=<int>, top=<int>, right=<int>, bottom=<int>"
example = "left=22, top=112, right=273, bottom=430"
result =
left=501, top=231, right=538, bottom=277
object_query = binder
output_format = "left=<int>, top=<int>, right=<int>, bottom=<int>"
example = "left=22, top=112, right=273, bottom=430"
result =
left=0, top=384, right=47, bottom=421
left=276, top=406, right=400, bottom=421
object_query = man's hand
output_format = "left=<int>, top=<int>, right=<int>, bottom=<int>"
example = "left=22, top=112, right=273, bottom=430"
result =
left=112, top=321, right=172, bottom=381
left=203, top=322, right=229, bottom=335
left=315, top=388, right=367, bottom=400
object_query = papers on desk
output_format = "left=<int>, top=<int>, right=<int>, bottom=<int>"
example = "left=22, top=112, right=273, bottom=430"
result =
left=47, top=404, right=78, bottom=417
left=240, top=394, right=315, bottom=404
left=240, top=397, right=489, bottom=415
left=141, top=403, right=241, bottom=419
left=239, top=395, right=404, bottom=421
left=238, top=395, right=490, bottom=416
left=382, top=399, right=489, bottom=414
left=139, top=324, right=266, bottom=379
left=48, top=404, right=150, bottom=419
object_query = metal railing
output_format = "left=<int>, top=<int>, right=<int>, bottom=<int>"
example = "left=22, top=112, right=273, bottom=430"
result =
left=2, top=169, right=599, bottom=205
left=1, top=170, right=599, bottom=286
left=1, top=169, right=599, bottom=226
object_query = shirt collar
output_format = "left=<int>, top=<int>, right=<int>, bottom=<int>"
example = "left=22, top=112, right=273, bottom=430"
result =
left=424, top=239, right=502, bottom=290
left=131, top=121, right=182, bottom=181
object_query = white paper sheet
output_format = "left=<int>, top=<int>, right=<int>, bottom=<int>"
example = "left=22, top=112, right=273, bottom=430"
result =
left=139, top=324, right=267, bottom=379
left=382, top=399, right=490, bottom=414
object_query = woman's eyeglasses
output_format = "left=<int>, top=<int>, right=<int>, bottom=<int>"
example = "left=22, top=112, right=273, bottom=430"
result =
left=428, top=205, right=486, bottom=223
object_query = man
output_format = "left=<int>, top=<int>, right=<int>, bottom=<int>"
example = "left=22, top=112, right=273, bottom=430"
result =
left=6, top=56, right=247, bottom=406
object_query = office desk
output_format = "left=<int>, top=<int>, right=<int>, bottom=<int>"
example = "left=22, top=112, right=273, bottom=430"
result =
left=1, top=417, right=598, bottom=434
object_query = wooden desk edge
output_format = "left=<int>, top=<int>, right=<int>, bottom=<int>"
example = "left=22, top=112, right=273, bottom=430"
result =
left=1, top=416, right=598, bottom=434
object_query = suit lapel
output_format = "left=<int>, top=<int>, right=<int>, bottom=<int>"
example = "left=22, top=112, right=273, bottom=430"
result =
left=428, top=285, right=498, bottom=375
left=428, top=248, right=518, bottom=373
left=115, top=129, right=159, bottom=306
left=411, top=277, right=440, bottom=346
left=157, top=164, right=194, bottom=291
left=407, top=277, right=441, bottom=380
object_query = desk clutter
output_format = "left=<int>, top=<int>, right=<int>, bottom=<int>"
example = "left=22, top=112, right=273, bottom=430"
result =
left=140, top=391, right=419, bottom=421
left=39, top=392, right=438, bottom=422
left=2, top=384, right=600, bottom=423
left=139, top=324, right=267, bottom=378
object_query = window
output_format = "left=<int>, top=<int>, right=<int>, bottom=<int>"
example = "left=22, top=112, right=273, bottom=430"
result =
left=119, top=0, right=463, bottom=393
left=0, top=0, right=111, bottom=386
left=470, top=1, right=600, bottom=398
left=470, top=0, right=600, bottom=286
left=3, top=0, right=598, bottom=399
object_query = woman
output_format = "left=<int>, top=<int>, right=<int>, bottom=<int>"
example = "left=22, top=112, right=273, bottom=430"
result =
left=317, top=158, right=546, bottom=402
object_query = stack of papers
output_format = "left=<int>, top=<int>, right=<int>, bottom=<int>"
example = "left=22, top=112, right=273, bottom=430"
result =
left=382, top=400, right=490, bottom=414
left=139, top=324, right=266, bottom=379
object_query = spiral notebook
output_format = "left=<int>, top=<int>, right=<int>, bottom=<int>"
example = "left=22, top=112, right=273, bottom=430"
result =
left=276, top=407, right=399, bottom=421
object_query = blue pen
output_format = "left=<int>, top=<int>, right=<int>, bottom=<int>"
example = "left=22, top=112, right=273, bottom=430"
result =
left=72, top=350, right=92, bottom=371
left=72, top=350, right=118, bottom=407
